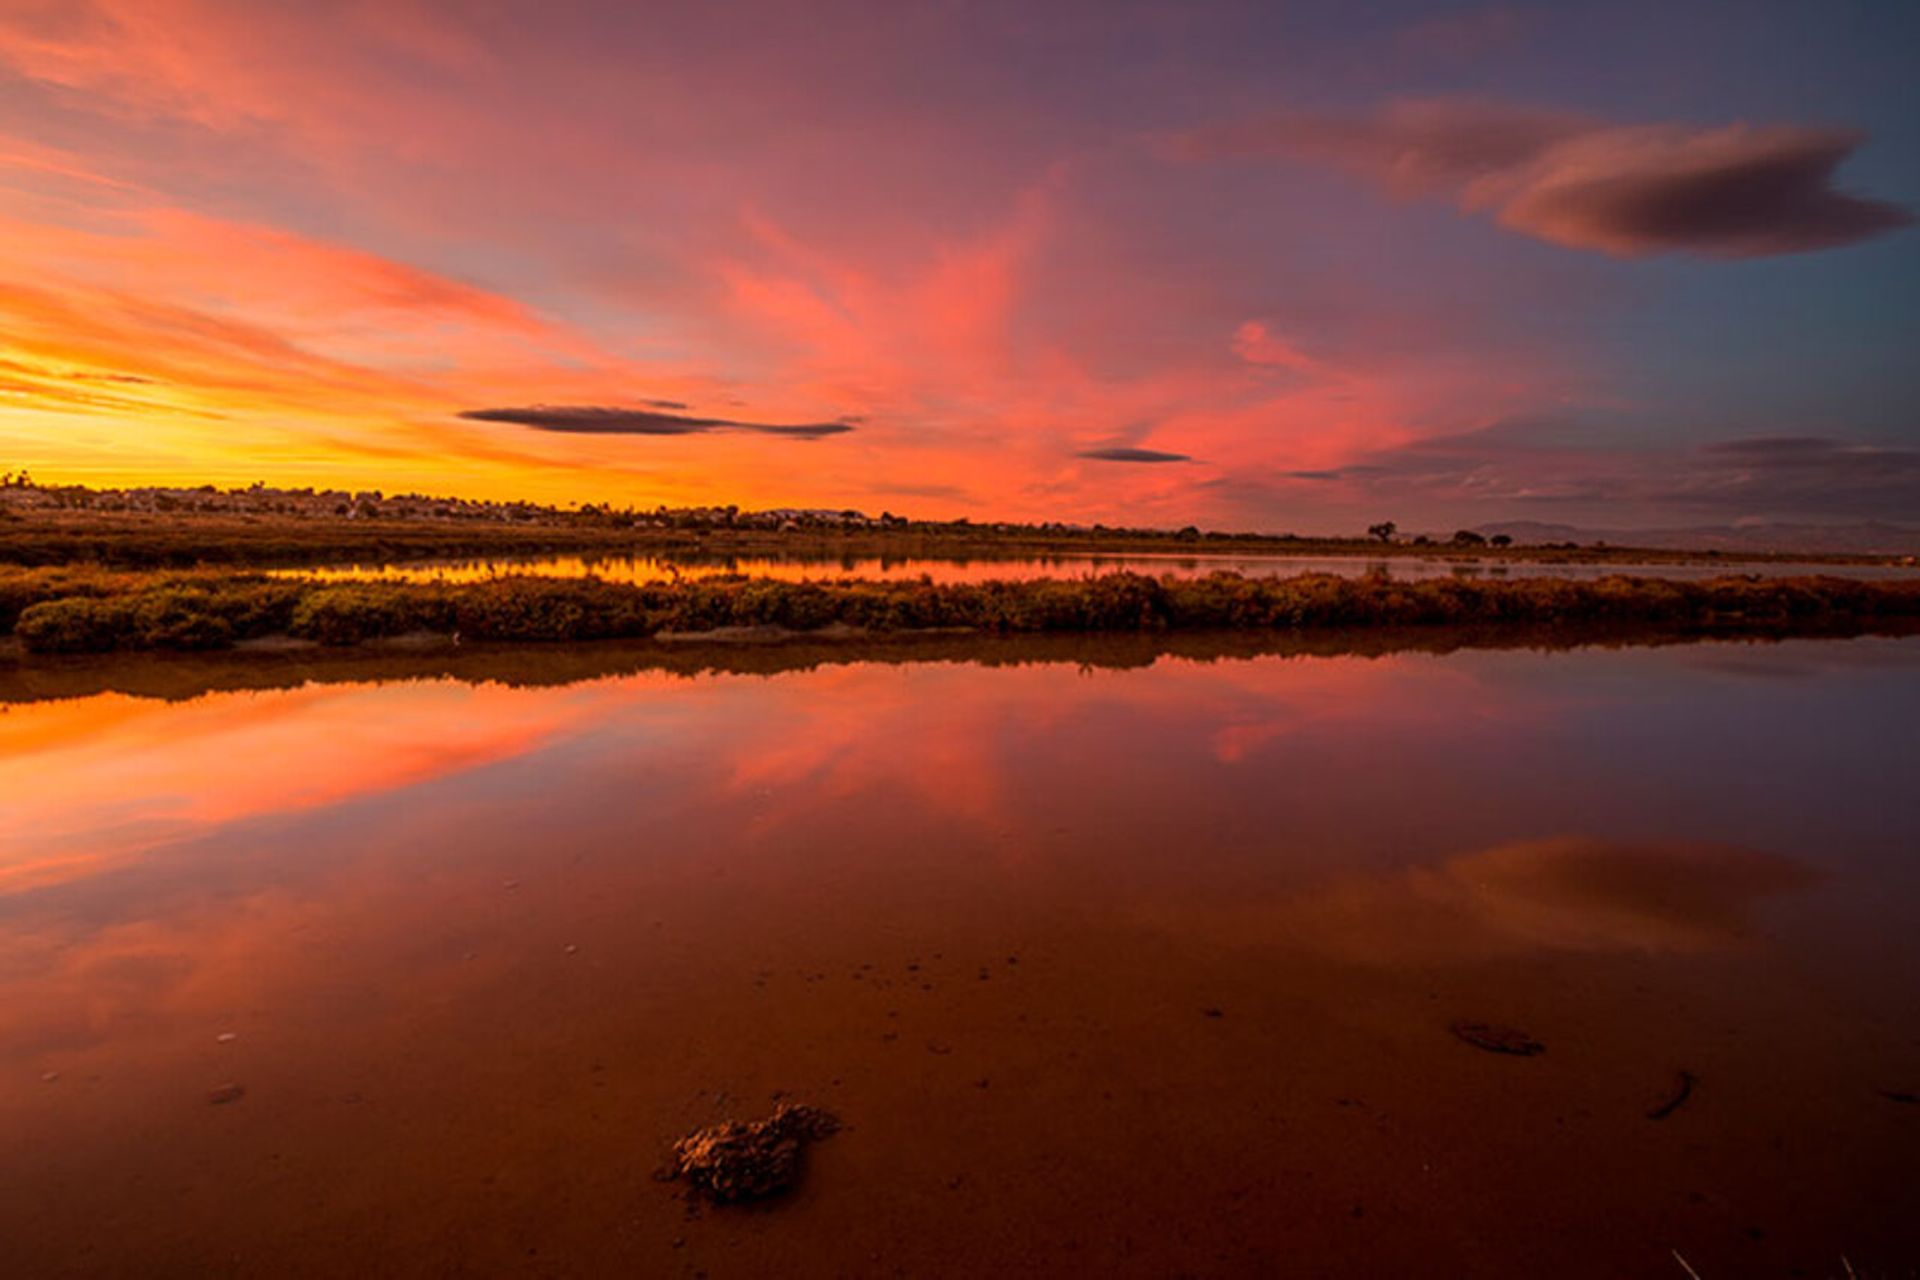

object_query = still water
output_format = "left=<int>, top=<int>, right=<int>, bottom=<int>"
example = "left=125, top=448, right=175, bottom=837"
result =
left=2, top=635, right=1917, bottom=1276
left=281, top=549, right=1918, bottom=587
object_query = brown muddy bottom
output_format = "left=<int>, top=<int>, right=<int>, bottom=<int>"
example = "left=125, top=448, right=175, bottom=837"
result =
left=1, top=635, right=1917, bottom=1276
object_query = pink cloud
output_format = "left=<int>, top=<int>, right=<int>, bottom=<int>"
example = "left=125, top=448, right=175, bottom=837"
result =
left=1230, top=321, right=1326, bottom=375
left=0, top=9, right=1636, bottom=527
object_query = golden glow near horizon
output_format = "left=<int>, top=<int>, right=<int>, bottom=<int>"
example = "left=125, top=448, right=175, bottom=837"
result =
left=0, top=3, right=1913, bottom=530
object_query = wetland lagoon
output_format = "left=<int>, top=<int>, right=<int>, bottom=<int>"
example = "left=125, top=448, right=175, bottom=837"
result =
left=3, top=628, right=1916, bottom=1277
left=9, top=0, right=1920, bottom=1273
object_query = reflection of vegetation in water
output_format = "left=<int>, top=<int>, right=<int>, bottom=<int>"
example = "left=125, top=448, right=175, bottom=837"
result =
left=4, top=563, right=1919, bottom=656
left=16, top=625, right=1913, bottom=709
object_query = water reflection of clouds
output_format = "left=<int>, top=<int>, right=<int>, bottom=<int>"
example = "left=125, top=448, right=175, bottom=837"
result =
left=0, top=647, right=1565, bottom=901
left=1674, top=635, right=1920, bottom=682
left=704, top=652, right=1544, bottom=841
left=0, top=681, right=638, bottom=892
left=279, top=552, right=1920, bottom=590
left=1143, top=836, right=1817, bottom=962
left=0, top=642, right=1901, bottom=1099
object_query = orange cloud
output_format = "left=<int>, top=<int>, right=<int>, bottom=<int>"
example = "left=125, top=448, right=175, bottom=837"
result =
left=0, top=9, right=1650, bottom=527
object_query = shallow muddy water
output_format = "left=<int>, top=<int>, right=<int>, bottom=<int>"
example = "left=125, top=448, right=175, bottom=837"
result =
left=280, top=548, right=1918, bottom=588
left=2, top=636, right=1917, bottom=1276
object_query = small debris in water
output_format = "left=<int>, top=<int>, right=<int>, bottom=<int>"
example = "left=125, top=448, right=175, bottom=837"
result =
left=1879, top=1088, right=1918, bottom=1105
left=215, top=1032, right=237, bottom=1044
left=564, top=944, right=578, bottom=955
left=1449, top=1020, right=1545, bottom=1056
left=207, top=1083, right=247, bottom=1105
left=41, top=1071, right=59, bottom=1083
left=1202, top=1007, right=1225, bottom=1019
left=1647, top=1070, right=1698, bottom=1120
left=666, top=1103, right=841, bottom=1204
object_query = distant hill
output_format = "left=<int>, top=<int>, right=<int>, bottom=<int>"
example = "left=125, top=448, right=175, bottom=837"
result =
left=1473, top=520, right=1920, bottom=557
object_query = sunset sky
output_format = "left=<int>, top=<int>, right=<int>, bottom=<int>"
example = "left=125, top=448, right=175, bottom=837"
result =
left=0, top=0, right=1914, bottom=533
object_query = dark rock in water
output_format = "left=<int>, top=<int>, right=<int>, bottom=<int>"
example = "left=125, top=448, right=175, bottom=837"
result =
left=207, top=1083, right=247, bottom=1105
left=667, top=1103, right=841, bottom=1204
left=1449, top=1020, right=1545, bottom=1056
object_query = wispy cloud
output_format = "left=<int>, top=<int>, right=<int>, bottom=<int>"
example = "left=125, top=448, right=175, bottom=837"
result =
left=0, top=5, right=1911, bottom=530
left=459, top=404, right=855, bottom=438
left=1176, top=98, right=1912, bottom=258
left=1655, top=436, right=1920, bottom=514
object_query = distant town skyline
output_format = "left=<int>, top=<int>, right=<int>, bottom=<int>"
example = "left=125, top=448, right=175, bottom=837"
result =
left=0, top=1, right=1914, bottom=534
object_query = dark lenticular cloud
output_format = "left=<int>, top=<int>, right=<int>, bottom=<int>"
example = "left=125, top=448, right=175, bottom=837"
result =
left=1178, top=98, right=1912, bottom=258
left=1077, top=446, right=1192, bottom=463
left=460, top=405, right=855, bottom=438
left=1499, top=127, right=1913, bottom=258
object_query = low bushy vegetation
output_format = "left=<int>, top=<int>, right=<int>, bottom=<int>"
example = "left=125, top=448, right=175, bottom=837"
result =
left=4, top=565, right=1918, bottom=655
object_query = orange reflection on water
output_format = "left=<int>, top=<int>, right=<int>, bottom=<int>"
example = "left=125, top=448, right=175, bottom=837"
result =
left=0, top=679, right=649, bottom=892
left=1, top=641, right=1916, bottom=1277
left=0, top=647, right=1557, bottom=896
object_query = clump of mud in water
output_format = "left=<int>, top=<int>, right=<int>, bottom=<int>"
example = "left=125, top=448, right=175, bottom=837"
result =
left=667, top=1104, right=842, bottom=1204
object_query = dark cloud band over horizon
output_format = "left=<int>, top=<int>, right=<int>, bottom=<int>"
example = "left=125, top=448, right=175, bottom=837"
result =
left=460, top=405, right=856, bottom=438
left=1078, top=446, right=1193, bottom=463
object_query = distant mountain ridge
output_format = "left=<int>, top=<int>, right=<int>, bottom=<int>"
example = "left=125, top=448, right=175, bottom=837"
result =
left=1472, top=520, right=1920, bottom=557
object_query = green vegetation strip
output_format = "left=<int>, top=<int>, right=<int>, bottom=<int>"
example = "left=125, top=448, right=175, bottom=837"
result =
left=4, top=566, right=1918, bottom=656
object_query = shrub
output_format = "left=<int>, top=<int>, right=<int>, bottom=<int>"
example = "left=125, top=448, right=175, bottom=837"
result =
left=289, top=585, right=433, bottom=645
left=5, top=566, right=1918, bottom=655
left=453, top=578, right=645, bottom=640
left=130, top=589, right=235, bottom=650
left=17, top=597, right=134, bottom=653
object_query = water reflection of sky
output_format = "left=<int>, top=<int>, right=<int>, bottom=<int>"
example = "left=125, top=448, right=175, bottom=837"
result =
left=3, top=636, right=1917, bottom=1274
left=278, top=550, right=1920, bottom=588
left=5, top=636, right=1916, bottom=988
